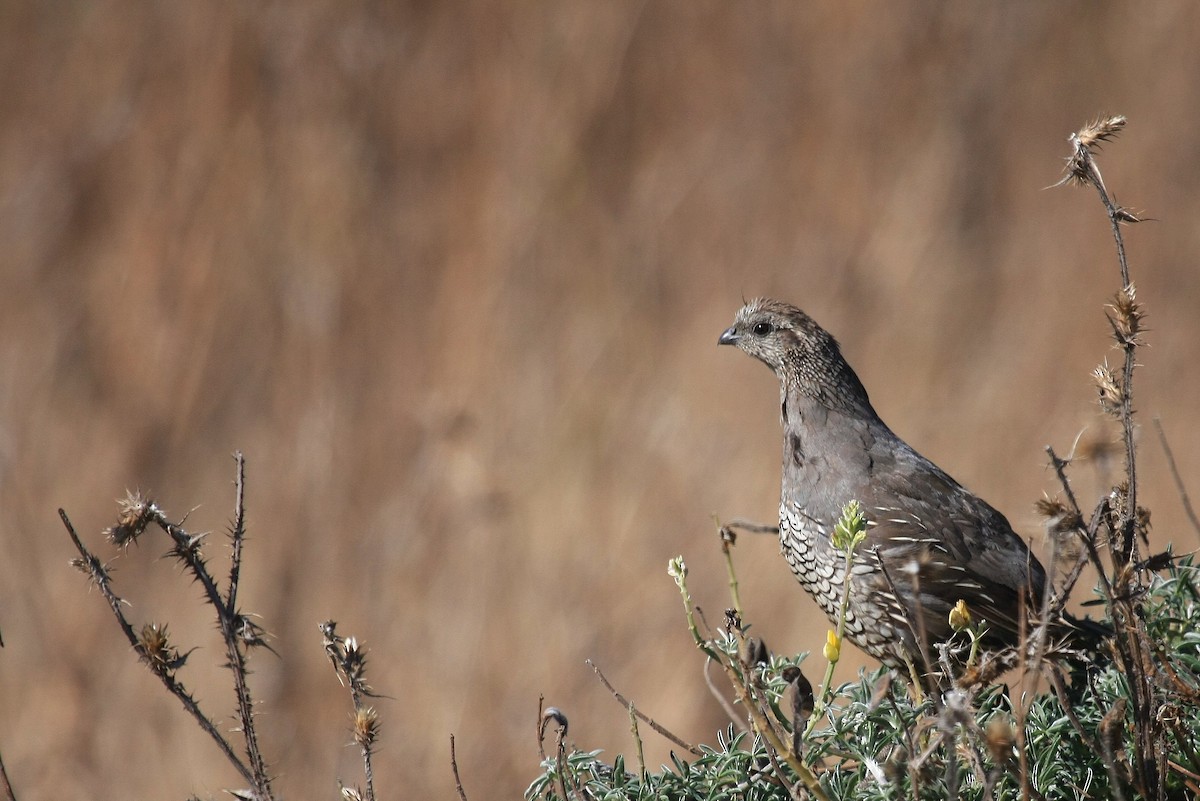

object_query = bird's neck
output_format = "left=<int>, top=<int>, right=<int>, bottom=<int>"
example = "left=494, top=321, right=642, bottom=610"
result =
left=780, top=346, right=876, bottom=418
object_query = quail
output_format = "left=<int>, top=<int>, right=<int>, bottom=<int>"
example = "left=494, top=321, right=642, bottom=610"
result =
left=719, top=298, right=1077, bottom=671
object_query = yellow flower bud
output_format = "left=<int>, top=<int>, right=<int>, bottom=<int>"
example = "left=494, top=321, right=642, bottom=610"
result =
left=949, top=599, right=972, bottom=632
left=823, top=630, right=841, bottom=662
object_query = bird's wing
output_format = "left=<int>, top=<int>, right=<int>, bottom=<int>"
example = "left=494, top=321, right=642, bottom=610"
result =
left=860, top=460, right=1044, bottom=648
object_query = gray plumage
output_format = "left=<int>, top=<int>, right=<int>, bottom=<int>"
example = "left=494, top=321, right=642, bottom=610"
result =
left=719, top=298, right=1050, bottom=669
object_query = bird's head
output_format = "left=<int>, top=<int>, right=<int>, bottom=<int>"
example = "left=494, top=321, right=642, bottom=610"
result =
left=719, top=298, right=873, bottom=413
left=718, top=298, right=828, bottom=372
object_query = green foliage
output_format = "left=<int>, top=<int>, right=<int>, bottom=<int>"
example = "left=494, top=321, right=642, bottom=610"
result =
left=527, top=561, right=1200, bottom=801
left=831, top=500, right=866, bottom=555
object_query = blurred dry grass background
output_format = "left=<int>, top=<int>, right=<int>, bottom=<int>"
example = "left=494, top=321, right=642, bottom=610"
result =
left=3, top=2, right=1200, bottom=798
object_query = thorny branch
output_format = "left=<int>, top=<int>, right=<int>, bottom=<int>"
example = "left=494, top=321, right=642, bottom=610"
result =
left=60, top=506, right=262, bottom=793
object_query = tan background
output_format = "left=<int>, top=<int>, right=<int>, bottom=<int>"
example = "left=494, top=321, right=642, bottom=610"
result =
left=3, top=3, right=1199, bottom=798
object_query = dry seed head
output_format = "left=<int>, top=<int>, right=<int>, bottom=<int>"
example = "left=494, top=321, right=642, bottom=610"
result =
left=779, top=665, right=814, bottom=719
left=1062, top=115, right=1126, bottom=187
left=107, top=491, right=153, bottom=547
left=739, top=636, right=769, bottom=667
left=353, top=705, right=379, bottom=747
left=779, top=664, right=814, bottom=739
left=343, top=637, right=365, bottom=674
left=139, top=622, right=184, bottom=676
left=1077, top=115, right=1126, bottom=150
left=1136, top=505, right=1152, bottom=538
left=1034, top=496, right=1068, bottom=519
left=339, top=784, right=364, bottom=801
left=1036, top=495, right=1083, bottom=539
left=541, top=707, right=569, bottom=740
left=1107, top=283, right=1144, bottom=346
left=141, top=622, right=170, bottom=657
left=1109, top=482, right=1132, bottom=520
left=1092, top=363, right=1123, bottom=416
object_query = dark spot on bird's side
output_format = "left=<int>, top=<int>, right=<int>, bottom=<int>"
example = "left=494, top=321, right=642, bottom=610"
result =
left=753, top=321, right=774, bottom=336
left=780, top=398, right=789, bottom=423
left=790, top=434, right=804, bottom=466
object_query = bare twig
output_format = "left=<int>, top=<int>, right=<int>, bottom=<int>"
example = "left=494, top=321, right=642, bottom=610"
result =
left=586, top=660, right=700, bottom=755
left=449, top=735, right=470, bottom=801
left=703, top=656, right=747, bottom=732
left=722, top=518, right=780, bottom=536
left=1152, top=417, right=1200, bottom=541
left=225, top=451, right=248, bottom=614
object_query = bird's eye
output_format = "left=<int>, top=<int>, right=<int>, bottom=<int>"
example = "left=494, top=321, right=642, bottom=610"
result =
left=752, top=321, right=774, bottom=336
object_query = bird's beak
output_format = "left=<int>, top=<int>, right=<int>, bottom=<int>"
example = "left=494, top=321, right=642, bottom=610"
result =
left=718, top=326, right=739, bottom=346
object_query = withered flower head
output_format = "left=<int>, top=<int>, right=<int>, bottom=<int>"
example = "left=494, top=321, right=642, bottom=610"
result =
left=353, top=705, right=379, bottom=748
left=1036, top=495, right=1083, bottom=536
left=1107, top=283, right=1145, bottom=347
left=139, top=622, right=189, bottom=676
left=1092, top=363, right=1123, bottom=416
left=778, top=664, right=815, bottom=730
left=1077, top=115, right=1127, bottom=150
left=739, top=636, right=769, bottom=667
left=1035, top=496, right=1068, bottom=519
left=1062, top=115, right=1126, bottom=187
left=106, top=491, right=154, bottom=548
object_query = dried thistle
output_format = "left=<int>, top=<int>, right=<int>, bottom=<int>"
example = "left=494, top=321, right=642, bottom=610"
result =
left=1093, top=362, right=1123, bottom=416
left=1103, top=482, right=1151, bottom=554
left=1062, top=115, right=1127, bottom=187
left=338, top=783, right=365, bottom=801
left=353, top=706, right=379, bottom=748
left=321, top=621, right=379, bottom=697
left=1077, top=115, right=1127, bottom=150
left=1106, top=283, right=1145, bottom=347
left=1034, top=496, right=1083, bottom=530
left=106, top=491, right=154, bottom=547
left=139, top=622, right=192, bottom=676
